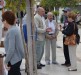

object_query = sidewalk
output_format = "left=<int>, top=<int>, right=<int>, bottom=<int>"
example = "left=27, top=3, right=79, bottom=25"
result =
left=21, top=29, right=81, bottom=75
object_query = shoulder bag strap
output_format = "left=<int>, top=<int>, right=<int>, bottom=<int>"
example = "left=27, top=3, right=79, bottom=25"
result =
left=73, top=23, right=75, bottom=34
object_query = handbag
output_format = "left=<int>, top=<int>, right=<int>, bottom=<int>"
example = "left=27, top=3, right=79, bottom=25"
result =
left=64, top=23, right=76, bottom=45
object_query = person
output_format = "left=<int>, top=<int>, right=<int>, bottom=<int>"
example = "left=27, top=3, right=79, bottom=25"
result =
left=22, top=14, right=28, bottom=73
left=34, top=7, right=46, bottom=69
left=45, top=12, right=59, bottom=65
left=22, top=14, right=27, bottom=43
left=61, top=12, right=79, bottom=71
left=2, top=11, right=24, bottom=75
left=61, top=7, right=71, bottom=67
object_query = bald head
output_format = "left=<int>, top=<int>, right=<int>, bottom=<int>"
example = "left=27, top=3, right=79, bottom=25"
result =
left=37, top=7, right=45, bottom=16
left=47, top=12, right=53, bottom=21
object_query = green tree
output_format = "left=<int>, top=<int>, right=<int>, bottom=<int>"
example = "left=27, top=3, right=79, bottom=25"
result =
left=60, top=0, right=78, bottom=7
left=40, top=0, right=79, bottom=11
left=5, top=0, right=26, bottom=12
left=40, top=0, right=61, bottom=11
left=52, top=10, right=59, bottom=22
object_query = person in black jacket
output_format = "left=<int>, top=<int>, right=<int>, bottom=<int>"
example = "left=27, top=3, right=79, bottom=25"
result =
left=61, top=7, right=71, bottom=67
left=61, top=12, right=78, bottom=71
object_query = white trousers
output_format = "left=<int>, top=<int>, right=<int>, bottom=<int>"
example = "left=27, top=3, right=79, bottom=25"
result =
left=68, top=45, right=77, bottom=69
left=45, top=39, right=56, bottom=62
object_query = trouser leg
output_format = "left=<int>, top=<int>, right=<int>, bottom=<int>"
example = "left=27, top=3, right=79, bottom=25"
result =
left=63, top=37, right=70, bottom=64
left=51, top=39, right=56, bottom=62
left=8, top=60, right=22, bottom=75
left=45, top=39, right=50, bottom=62
left=68, top=45, right=77, bottom=69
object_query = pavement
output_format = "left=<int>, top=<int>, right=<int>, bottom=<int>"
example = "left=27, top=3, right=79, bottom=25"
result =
left=1, top=28, right=81, bottom=75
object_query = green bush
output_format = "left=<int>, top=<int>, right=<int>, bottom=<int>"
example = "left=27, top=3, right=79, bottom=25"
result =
left=52, top=11, right=59, bottom=16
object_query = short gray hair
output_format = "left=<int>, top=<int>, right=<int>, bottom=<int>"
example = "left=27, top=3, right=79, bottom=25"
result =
left=47, top=12, right=53, bottom=16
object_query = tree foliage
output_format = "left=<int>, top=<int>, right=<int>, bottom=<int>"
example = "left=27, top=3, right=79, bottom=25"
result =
left=5, top=0, right=26, bottom=12
left=40, top=0, right=61, bottom=11
left=40, top=0, right=79, bottom=11
left=60, top=0, right=78, bottom=7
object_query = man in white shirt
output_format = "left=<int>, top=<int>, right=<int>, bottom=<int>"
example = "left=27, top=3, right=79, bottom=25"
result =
left=45, top=12, right=59, bottom=65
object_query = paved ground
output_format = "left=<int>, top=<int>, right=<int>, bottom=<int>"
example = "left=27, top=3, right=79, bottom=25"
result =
left=20, top=28, right=81, bottom=75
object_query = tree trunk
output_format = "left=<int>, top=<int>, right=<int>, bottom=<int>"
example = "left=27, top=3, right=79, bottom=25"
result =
left=25, top=0, right=37, bottom=75
left=30, top=1, right=37, bottom=75
left=20, top=15, right=30, bottom=75
left=17, top=8, right=30, bottom=75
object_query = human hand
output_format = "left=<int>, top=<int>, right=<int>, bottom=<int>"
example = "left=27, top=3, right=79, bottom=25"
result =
left=46, top=34, right=53, bottom=40
left=59, top=25, right=63, bottom=32
left=46, top=28, right=52, bottom=32
left=59, top=25, right=62, bottom=30
left=5, top=64, right=11, bottom=71
left=51, top=35, right=56, bottom=39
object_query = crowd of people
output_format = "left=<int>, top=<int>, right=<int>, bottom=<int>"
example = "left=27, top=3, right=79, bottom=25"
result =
left=0, top=6, right=81, bottom=75
left=34, top=7, right=80, bottom=71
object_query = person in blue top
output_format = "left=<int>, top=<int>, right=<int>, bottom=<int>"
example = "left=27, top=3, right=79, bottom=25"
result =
left=22, top=14, right=27, bottom=43
left=23, top=24, right=27, bottom=43
left=3, top=11, right=24, bottom=75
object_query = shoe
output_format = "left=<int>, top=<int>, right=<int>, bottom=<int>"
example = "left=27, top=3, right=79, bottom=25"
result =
left=39, top=63, right=45, bottom=67
left=37, top=65, right=42, bottom=69
left=57, top=46, right=62, bottom=48
left=52, top=61, right=58, bottom=64
left=68, top=68, right=77, bottom=71
left=61, top=63, right=66, bottom=66
left=61, top=63, right=71, bottom=67
left=46, top=61, right=50, bottom=65
left=66, top=64, right=71, bottom=67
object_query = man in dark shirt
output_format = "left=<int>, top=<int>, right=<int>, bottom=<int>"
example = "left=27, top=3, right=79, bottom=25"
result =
left=61, top=7, right=71, bottom=67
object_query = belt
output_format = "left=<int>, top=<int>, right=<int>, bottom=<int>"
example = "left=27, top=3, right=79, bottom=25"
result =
left=49, top=34, right=53, bottom=35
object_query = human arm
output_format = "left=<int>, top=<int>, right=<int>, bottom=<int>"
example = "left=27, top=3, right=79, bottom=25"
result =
left=5, top=31, right=15, bottom=64
left=62, top=23, right=74, bottom=36
left=34, top=17, right=46, bottom=33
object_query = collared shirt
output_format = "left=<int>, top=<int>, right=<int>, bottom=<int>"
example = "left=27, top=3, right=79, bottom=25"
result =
left=48, top=20, right=55, bottom=34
